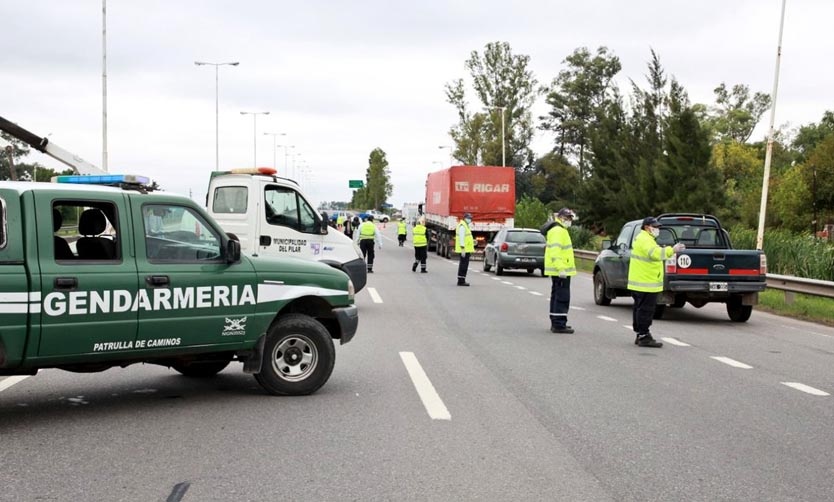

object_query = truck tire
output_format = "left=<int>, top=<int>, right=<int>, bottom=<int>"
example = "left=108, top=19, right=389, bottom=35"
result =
left=672, top=296, right=686, bottom=308
left=172, top=358, right=231, bottom=378
left=526, top=268, right=535, bottom=275
left=727, top=298, right=753, bottom=322
left=496, top=263, right=504, bottom=276
left=254, top=314, right=336, bottom=396
left=593, top=272, right=612, bottom=306
left=653, top=305, right=666, bottom=319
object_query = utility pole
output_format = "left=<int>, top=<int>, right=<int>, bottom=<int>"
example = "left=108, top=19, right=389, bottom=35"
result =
left=102, top=0, right=108, bottom=172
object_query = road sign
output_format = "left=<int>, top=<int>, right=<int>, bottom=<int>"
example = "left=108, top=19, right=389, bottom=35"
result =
left=349, top=180, right=364, bottom=188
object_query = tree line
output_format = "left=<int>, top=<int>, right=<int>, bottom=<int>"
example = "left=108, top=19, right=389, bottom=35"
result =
left=446, top=41, right=834, bottom=235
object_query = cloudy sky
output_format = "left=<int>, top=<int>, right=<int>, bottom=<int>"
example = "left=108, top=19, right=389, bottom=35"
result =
left=2, top=1, right=831, bottom=208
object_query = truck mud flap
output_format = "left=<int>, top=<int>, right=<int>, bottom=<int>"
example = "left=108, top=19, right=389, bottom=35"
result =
left=241, top=335, right=266, bottom=374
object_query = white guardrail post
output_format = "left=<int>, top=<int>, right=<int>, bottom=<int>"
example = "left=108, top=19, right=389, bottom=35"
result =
left=573, top=249, right=834, bottom=304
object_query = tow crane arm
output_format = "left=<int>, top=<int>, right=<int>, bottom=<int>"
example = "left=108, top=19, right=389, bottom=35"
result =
left=0, top=115, right=105, bottom=176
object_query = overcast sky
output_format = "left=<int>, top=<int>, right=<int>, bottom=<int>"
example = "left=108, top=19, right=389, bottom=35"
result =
left=2, top=1, right=831, bottom=208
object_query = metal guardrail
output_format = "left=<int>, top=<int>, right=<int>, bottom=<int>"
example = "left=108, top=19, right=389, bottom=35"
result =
left=573, top=249, right=834, bottom=303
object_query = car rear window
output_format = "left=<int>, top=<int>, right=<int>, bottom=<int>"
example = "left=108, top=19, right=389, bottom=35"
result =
left=213, top=186, right=248, bottom=214
left=658, top=224, right=725, bottom=248
left=506, top=231, right=545, bottom=243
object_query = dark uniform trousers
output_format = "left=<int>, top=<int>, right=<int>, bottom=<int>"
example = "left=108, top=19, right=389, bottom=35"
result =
left=360, top=239, right=375, bottom=270
left=631, top=291, right=658, bottom=334
left=549, top=276, right=571, bottom=328
left=457, top=253, right=470, bottom=281
left=413, top=247, right=427, bottom=271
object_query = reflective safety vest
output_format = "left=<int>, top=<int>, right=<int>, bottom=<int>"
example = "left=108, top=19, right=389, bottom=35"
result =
left=336, top=214, right=345, bottom=225
left=627, top=229, right=674, bottom=292
left=359, top=221, right=376, bottom=240
left=397, top=221, right=407, bottom=235
left=413, top=224, right=427, bottom=247
left=455, top=220, right=475, bottom=253
left=544, top=221, right=576, bottom=277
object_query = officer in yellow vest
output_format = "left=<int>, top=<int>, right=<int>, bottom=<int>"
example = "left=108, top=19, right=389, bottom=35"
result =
left=628, top=217, right=685, bottom=347
left=412, top=217, right=428, bottom=273
left=336, top=213, right=346, bottom=231
left=456, top=213, right=475, bottom=286
left=397, top=218, right=407, bottom=247
left=544, top=208, right=577, bottom=333
left=357, top=215, right=382, bottom=273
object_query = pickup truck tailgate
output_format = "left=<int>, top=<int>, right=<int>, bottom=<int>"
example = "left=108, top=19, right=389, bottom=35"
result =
left=667, top=249, right=766, bottom=292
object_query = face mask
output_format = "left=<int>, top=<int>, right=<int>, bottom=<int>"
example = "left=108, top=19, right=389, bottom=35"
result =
left=563, top=220, right=572, bottom=228
left=650, top=227, right=660, bottom=238
left=465, top=218, right=472, bottom=224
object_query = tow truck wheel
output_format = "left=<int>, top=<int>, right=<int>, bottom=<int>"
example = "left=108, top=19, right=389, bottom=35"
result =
left=172, top=357, right=232, bottom=378
left=593, top=272, right=612, bottom=306
left=255, top=314, right=335, bottom=396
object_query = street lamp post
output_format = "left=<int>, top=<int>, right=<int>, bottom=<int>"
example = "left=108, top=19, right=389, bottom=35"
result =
left=487, top=105, right=506, bottom=167
left=194, top=61, right=239, bottom=171
left=438, top=145, right=453, bottom=167
left=264, top=132, right=286, bottom=171
left=102, top=0, right=108, bottom=172
left=240, top=111, right=269, bottom=167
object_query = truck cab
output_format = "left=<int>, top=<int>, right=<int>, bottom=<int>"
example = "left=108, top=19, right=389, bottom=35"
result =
left=207, top=169, right=367, bottom=293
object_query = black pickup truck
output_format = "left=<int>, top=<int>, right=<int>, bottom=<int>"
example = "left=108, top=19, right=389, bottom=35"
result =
left=592, top=214, right=767, bottom=322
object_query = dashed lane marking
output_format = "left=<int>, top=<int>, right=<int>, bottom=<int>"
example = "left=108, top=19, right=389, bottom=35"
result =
left=781, top=382, right=830, bottom=396
left=572, top=306, right=586, bottom=311
left=0, top=375, right=30, bottom=393
left=399, top=352, right=451, bottom=420
left=622, top=324, right=632, bottom=330
left=529, top=291, right=543, bottom=296
left=596, top=315, right=617, bottom=322
left=491, top=277, right=501, bottom=281
left=515, top=286, right=526, bottom=290
left=501, top=281, right=513, bottom=285
left=661, top=337, right=691, bottom=347
left=368, top=287, right=383, bottom=304
left=710, top=356, right=753, bottom=369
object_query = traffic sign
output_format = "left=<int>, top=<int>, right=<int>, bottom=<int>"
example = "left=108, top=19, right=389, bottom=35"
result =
left=349, top=180, right=364, bottom=188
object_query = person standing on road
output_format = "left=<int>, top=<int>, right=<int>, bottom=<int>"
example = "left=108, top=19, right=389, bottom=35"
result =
left=412, top=217, right=428, bottom=273
left=628, top=217, right=685, bottom=348
left=397, top=218, right=407, bottom=247
left=343, top=215, right=354, bottom=240
left=336, top=213, right=346, bottom=231
left=357, top=215, right=382, bottom=273
left=456, top=212, right=475, bottom=286
left=544, top=208, right=577, bottom=334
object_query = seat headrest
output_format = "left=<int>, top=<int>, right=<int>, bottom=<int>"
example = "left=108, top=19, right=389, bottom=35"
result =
left=79, top=209, right=107, bottom=236
left=52, top=209, right=63, bottom=233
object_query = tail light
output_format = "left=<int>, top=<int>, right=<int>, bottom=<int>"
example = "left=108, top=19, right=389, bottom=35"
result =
left=665, top=256, right=677, bottom=274
left=500, top=242, right=509, bottom=252
left=760, top=254, right=767, bottom=275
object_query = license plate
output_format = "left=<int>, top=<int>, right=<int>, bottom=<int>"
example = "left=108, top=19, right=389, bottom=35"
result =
left=709, top=282, right=728, bottom=292
left=521, top=258, right=535, bottom=262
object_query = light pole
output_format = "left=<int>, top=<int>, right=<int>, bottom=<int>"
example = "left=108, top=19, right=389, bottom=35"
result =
left=240, top=111, right=269, bottom=167
left=438, top=145, right=453, bottom=167
left=263, top=132, right=286, bottom=171
left=292, top=152, right=303, bottom=180
left=279, top=144, right=295, bottom=175
left=487, top=105, right=506, bottom=167
left=194, top=61, right=239, bottom=172
left=102, top=0, right=108, bottom=172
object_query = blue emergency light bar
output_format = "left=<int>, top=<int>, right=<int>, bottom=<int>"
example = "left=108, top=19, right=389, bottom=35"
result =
left=53, top=174, right=151, bottom=185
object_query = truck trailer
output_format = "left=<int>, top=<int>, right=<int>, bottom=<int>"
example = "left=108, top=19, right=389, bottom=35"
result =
left=423, top=165, right=515, bottom=259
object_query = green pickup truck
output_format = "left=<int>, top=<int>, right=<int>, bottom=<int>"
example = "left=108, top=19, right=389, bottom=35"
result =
left=0, top=178, right=358, bottom=395
left=593, top=214, right=767, bottom=322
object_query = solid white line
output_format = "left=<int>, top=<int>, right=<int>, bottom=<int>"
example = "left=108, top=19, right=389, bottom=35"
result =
left=515, top=286, right=526, bottom=290
left=596, top=315, right=617, bottom=322
left=781, top=382, right=829, bottom=396
left=661, top=337, right=691, bottom=347
left=529, top=291, right=543, bottom=296
left=0, top=375, right=30, bottom=392
left=501, top=281, right=513, bottom=285
left=399, top=352, right=451, bottom=420
left=367, top=287, right=383, bottom=304
left=711, top=356, right=753, bottom=369
left=572, top=306, right=586, bottom=311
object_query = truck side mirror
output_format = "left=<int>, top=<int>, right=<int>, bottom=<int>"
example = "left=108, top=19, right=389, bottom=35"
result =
left=226, top=239, right=241, bottom=264
left=601, top=239, right=611, bottom=250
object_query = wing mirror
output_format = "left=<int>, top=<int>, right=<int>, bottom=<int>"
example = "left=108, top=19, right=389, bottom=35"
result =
left=320, top=212, right=330, bottom=234
left=601, top=239, right=611, bottom=250
left=226, top=238, right=241, bottom=264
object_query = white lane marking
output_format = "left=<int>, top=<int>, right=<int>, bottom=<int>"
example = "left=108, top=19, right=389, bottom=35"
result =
left=661, top=337, right=691, bottom=347
left=399, top=352, right=451, bottom=420
left=367, top=287, right=383, bottom=304
left=572, top=306, right=586, bottom=311
left=0, top=376, right=30, bottom=392
left=710, top=356, right=753, bottom=369
left=622, top=324, right=632, bottom=330
left=491, top=277, right=501, bottom=281
left=529, top=291, right=543, bottom=296
left=515, top=286, right=526, bottom=290
left=596, top=315, right=617, bottom=322
left=781, top=382, right=830, bottom=396
left=501, top=281, right=513, bottom=285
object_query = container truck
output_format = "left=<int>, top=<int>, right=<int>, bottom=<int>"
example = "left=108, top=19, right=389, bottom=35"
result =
left=423, top=165, right=515, bottom=259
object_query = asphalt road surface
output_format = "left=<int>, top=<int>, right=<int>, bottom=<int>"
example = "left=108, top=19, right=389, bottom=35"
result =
left=2, top=224, right=833, bottom=501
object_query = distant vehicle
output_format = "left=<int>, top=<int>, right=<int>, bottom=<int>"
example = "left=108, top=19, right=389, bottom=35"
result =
left=401, top=202, right=421, bottom=225
left=329, top=211, right=356, bottom=224
left=483, top=228, right=546, bottom=276
left=593, top=213, right=767, bottom=322
left=357, top=209, right=389, bottom=223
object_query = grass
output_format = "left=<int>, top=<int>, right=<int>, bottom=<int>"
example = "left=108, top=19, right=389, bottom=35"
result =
left=755, top=289, right=834, bottom=327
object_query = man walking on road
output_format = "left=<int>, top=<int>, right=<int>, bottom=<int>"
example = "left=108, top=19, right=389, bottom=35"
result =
left=456, top=212, right=475, bottom=286
left=412, top=217, right=428, bottom=273
left=357, top=215, right=382, bottom=273
left=397, top=218, right=407, bottom=247
left=628, top=217, right=685, bottom=348
left=544, top=208, right=577, bottom=333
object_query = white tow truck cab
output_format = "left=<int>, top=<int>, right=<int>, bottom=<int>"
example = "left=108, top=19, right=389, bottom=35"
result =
left=207, top=168, right=368, bottom=293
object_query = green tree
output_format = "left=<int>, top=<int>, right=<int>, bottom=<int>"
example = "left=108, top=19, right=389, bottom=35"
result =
left=706, top=83, right=771, bottom=143
left=364, top=148, right=393, bottom=210
left=514, top=195, right=550, bottom=229
left=446, top=41, right=539, bottom=168
left=792, top=110, right=834, bottom=163
left=770, top=165, right=812, bottom=232
left=804, top=134, right=834, bottom=224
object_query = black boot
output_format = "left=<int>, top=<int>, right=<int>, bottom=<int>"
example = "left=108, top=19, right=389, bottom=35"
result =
left=550, top=326, right=575, bottom=334
left=457, top=279, right=470, bottom=287
left=412, top=262, right=417, bottom=272
left=636, top=333, right=662, bottom=348
left=421, top=269, right=427, bottom=273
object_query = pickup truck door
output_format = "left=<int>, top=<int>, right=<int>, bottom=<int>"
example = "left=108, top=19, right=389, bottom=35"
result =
left=609, top=222, right=637, bottom=289
left=132, top=201, right=257, bottom=349
left=35, top=192, right=139, bottom=358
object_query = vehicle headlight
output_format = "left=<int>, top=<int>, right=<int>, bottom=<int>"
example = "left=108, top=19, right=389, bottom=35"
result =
left=347, top=279, right=355, bottom=302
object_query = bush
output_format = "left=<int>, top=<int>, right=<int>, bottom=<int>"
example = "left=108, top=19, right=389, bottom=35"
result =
left=729, top=225, right=834, bottom=280
left=514, top=196, right=550, bottom=229
left=568, top=225, right=595, bottom=251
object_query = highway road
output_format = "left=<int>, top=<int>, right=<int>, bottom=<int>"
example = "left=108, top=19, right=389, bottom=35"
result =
left=2, top=224, right=833, bottom=501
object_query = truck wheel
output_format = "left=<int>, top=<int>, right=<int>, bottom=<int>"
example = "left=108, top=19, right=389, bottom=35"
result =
left=483, top=254, right=492, bottom=272
left=540, top=268, right=546, bottom=277
left=254, top=314, right=335, bottom=396
left=593, top=272, right=612, bottom=306
left=653, top=305, right=666, bottom=320
left=526, top=268, right=535, bottom=275
left=727, top=298, right=752, bottom=322
left=672, top=296, right=686, bottom=308
left=496, top=263, right=504, bottom=276
left=172, top=358, right=231, bottom=378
